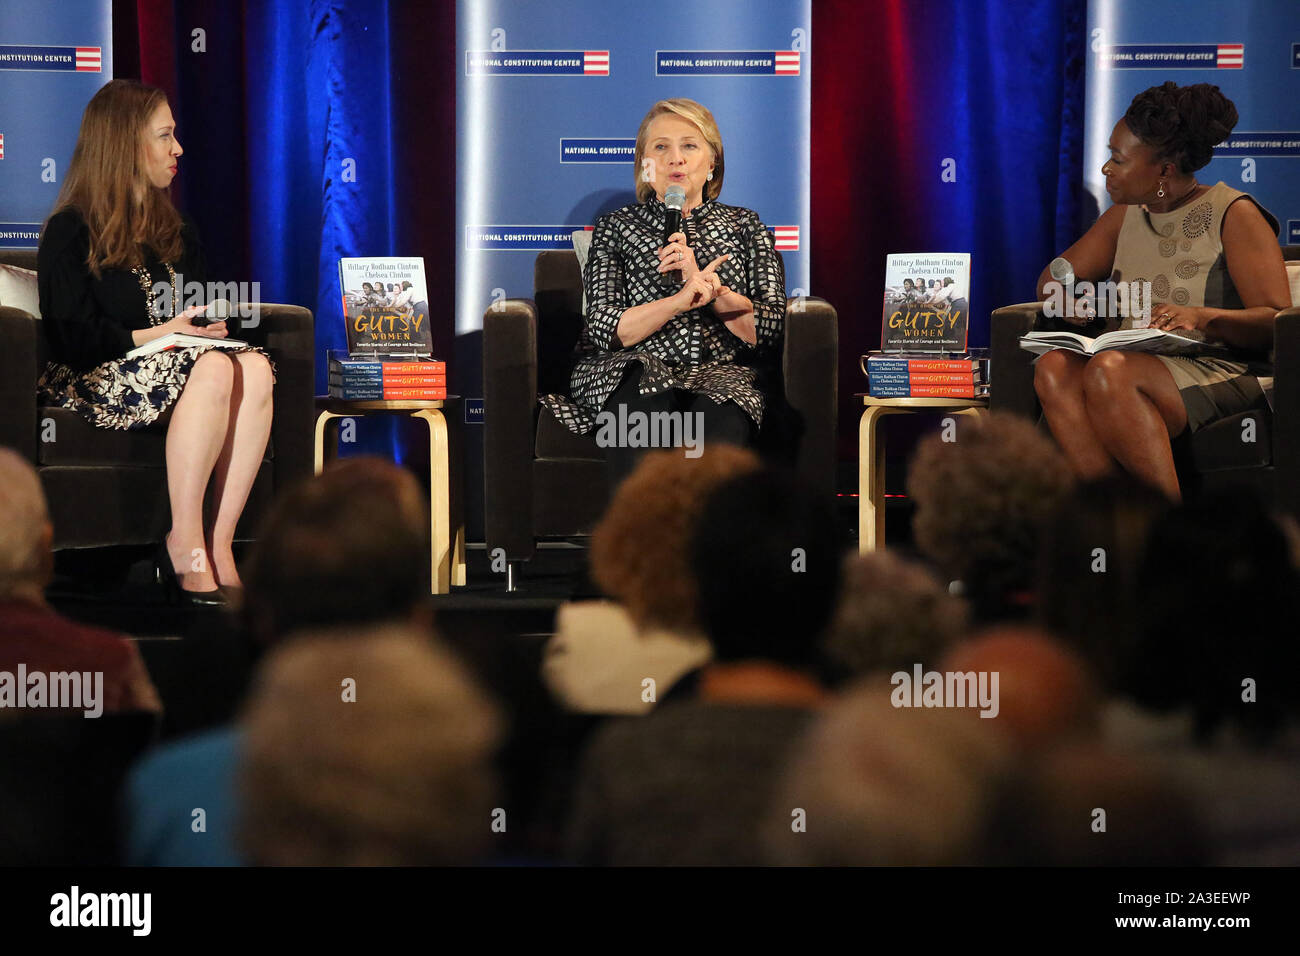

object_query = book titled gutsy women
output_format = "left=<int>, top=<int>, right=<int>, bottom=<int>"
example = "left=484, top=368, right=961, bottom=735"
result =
left=865, top=252, right=987, bottom=398
left=334, top=257, right=445, bottom=400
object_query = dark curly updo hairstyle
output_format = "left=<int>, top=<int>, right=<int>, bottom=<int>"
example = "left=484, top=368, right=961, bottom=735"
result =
left=1123, top=81, right=1237, bottom=174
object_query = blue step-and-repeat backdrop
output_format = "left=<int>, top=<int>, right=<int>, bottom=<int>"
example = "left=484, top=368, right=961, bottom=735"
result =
left=1085, top=0, right=1300, bottom=246
left=0, top=0, right=112, bottom=249
left=456, top=0, right=812, bottom=335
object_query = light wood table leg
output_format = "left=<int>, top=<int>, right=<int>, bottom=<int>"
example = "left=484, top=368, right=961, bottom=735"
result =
left=313, top=410, right=348, bottom=475
left=413, top=408, right=460, bottom=594
left=859, top=405, right=905, bottom=552
left=859, top=404, right=989, bottom=553
left=452, top=516, right=466, bottom=587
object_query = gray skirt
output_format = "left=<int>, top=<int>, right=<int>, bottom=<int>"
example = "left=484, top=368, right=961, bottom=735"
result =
left=1153, top=355, right=1272, bottom=432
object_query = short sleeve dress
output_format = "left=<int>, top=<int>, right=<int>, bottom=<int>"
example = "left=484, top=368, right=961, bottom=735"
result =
left=1109, top=181, right=1277, bottom=432
left=539, top=195, right=786, bottom=436
left=36, top=208, right=273, bottom=430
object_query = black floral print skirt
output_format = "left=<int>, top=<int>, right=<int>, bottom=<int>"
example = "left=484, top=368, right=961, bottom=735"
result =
left=37, top=345, right=275, bottom=431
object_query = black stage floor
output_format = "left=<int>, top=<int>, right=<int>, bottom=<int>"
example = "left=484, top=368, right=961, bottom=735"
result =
left=42, top=487, right=894, bottom=742
left=45, top=543, right=589, bottom=742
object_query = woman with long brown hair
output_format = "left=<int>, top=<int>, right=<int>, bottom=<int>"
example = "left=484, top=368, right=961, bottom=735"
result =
left=37, top=79, right=274, bottom=605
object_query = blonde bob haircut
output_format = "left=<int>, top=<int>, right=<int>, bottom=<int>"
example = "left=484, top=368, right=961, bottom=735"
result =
left=633, top=98, right=725, bottom=204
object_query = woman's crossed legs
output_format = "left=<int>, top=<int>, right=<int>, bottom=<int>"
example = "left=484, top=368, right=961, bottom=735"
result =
left=1034, top=349, right=1189, bottom=501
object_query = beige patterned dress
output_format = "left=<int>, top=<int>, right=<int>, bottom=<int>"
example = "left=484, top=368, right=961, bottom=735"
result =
left=1109, top=181, right=1276, bottom=431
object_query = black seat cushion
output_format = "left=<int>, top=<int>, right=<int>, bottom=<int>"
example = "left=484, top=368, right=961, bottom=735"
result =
left=535, top=404, right=605, bottom=461
left=36, top=407, right=168, bottom=466
left=534, top=458, right=609, bottom=536
left=36, top=406, right=273, bottom=467
left=1187, top=410, right=1272, bottom=472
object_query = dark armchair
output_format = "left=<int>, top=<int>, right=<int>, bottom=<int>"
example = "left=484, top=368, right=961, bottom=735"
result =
left=989, top=246, right=1300, bottom=517
left=483, top=249, right=838, bottom=587
left=0, top=249, right=315, bottom=549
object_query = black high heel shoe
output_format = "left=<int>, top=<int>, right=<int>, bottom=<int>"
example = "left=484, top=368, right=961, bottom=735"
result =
left=217, top=584, right=245, bottom=609
left=154, top=542, right=227, bottom=608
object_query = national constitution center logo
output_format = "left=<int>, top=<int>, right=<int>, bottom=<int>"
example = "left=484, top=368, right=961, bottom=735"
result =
left=559, top=139, right=635, bottom=164
left=0, top=44, right=101, bottom=72
left=1097, top=42, right=1243, bottom=70
left=465, top=50, right=609, bottom=76
left=466, top=224, right=593, bottom=251
left=656, top=50, right=800, bottom=76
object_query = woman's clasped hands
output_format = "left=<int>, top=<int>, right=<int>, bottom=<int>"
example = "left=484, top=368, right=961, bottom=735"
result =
left=657, top=231, right=732, bottom=312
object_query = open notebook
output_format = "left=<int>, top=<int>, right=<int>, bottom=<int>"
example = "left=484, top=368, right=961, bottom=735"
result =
left=1019, top=327, right=1230, bottom=358
left=125, top=332, right=249, bottom=359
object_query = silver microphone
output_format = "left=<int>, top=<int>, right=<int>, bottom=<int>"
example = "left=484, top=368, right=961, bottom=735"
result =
left=1049, top=257, right=1075, bottom=286
left=1049, top=257, right=1094, bottom=323
left=193, top=298, right=235, bottom=327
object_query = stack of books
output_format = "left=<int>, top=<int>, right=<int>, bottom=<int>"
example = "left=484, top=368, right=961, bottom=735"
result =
left=328, top=353, right=447, bottom=400
left=863, top=353, right=988, bottom=399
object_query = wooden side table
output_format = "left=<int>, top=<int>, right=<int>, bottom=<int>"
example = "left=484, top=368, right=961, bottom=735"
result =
left=858, top=395, right=989, bottom=553
left=313, top=396, right=466, bottom=594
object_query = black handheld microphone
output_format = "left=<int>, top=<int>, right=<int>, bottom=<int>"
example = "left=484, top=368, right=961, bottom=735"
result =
left=664, top=183, right=686, bottom=283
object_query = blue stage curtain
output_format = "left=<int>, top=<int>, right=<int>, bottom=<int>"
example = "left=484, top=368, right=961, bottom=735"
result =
left=119, top=0, right=1084, bottom=471
left=116, top=0, right=456, bottom=462
left=813, top=0, right=1087, bottom=456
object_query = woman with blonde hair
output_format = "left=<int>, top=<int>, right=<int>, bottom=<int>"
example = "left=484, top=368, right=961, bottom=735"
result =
left=541, top=98, right=787, bottom=487
left=37, top=79, right=274, bottom=605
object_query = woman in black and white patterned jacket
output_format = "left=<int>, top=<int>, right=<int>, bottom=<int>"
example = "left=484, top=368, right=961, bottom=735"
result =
left=541, top=98, right=787, bottom=487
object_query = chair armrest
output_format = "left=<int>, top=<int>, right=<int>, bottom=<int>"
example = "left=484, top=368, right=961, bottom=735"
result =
left=239, top=304, right=315, bottom=493
left=483, top=299, right=539, bottom=560
left=782, top=297, right=838, bottom=496
left=990, top=302, right=1042, bottom=420
left=1273, top=308, right=1300, bottom=514
left=0, top=307, right=39, bottom=462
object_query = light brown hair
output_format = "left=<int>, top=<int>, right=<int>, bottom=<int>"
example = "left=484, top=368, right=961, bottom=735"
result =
left=48, top=79, right=184, bottom=276
left=633, top=98, right=725, bottom=203
left=590, top=446, right=759, bottom=633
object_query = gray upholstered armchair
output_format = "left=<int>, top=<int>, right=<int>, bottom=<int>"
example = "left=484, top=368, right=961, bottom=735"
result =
left=483, top=249, right=838, bottom=588
left=989, top=246, right=1300, bottom=517
left=0, top=249, right=315, bottom=549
